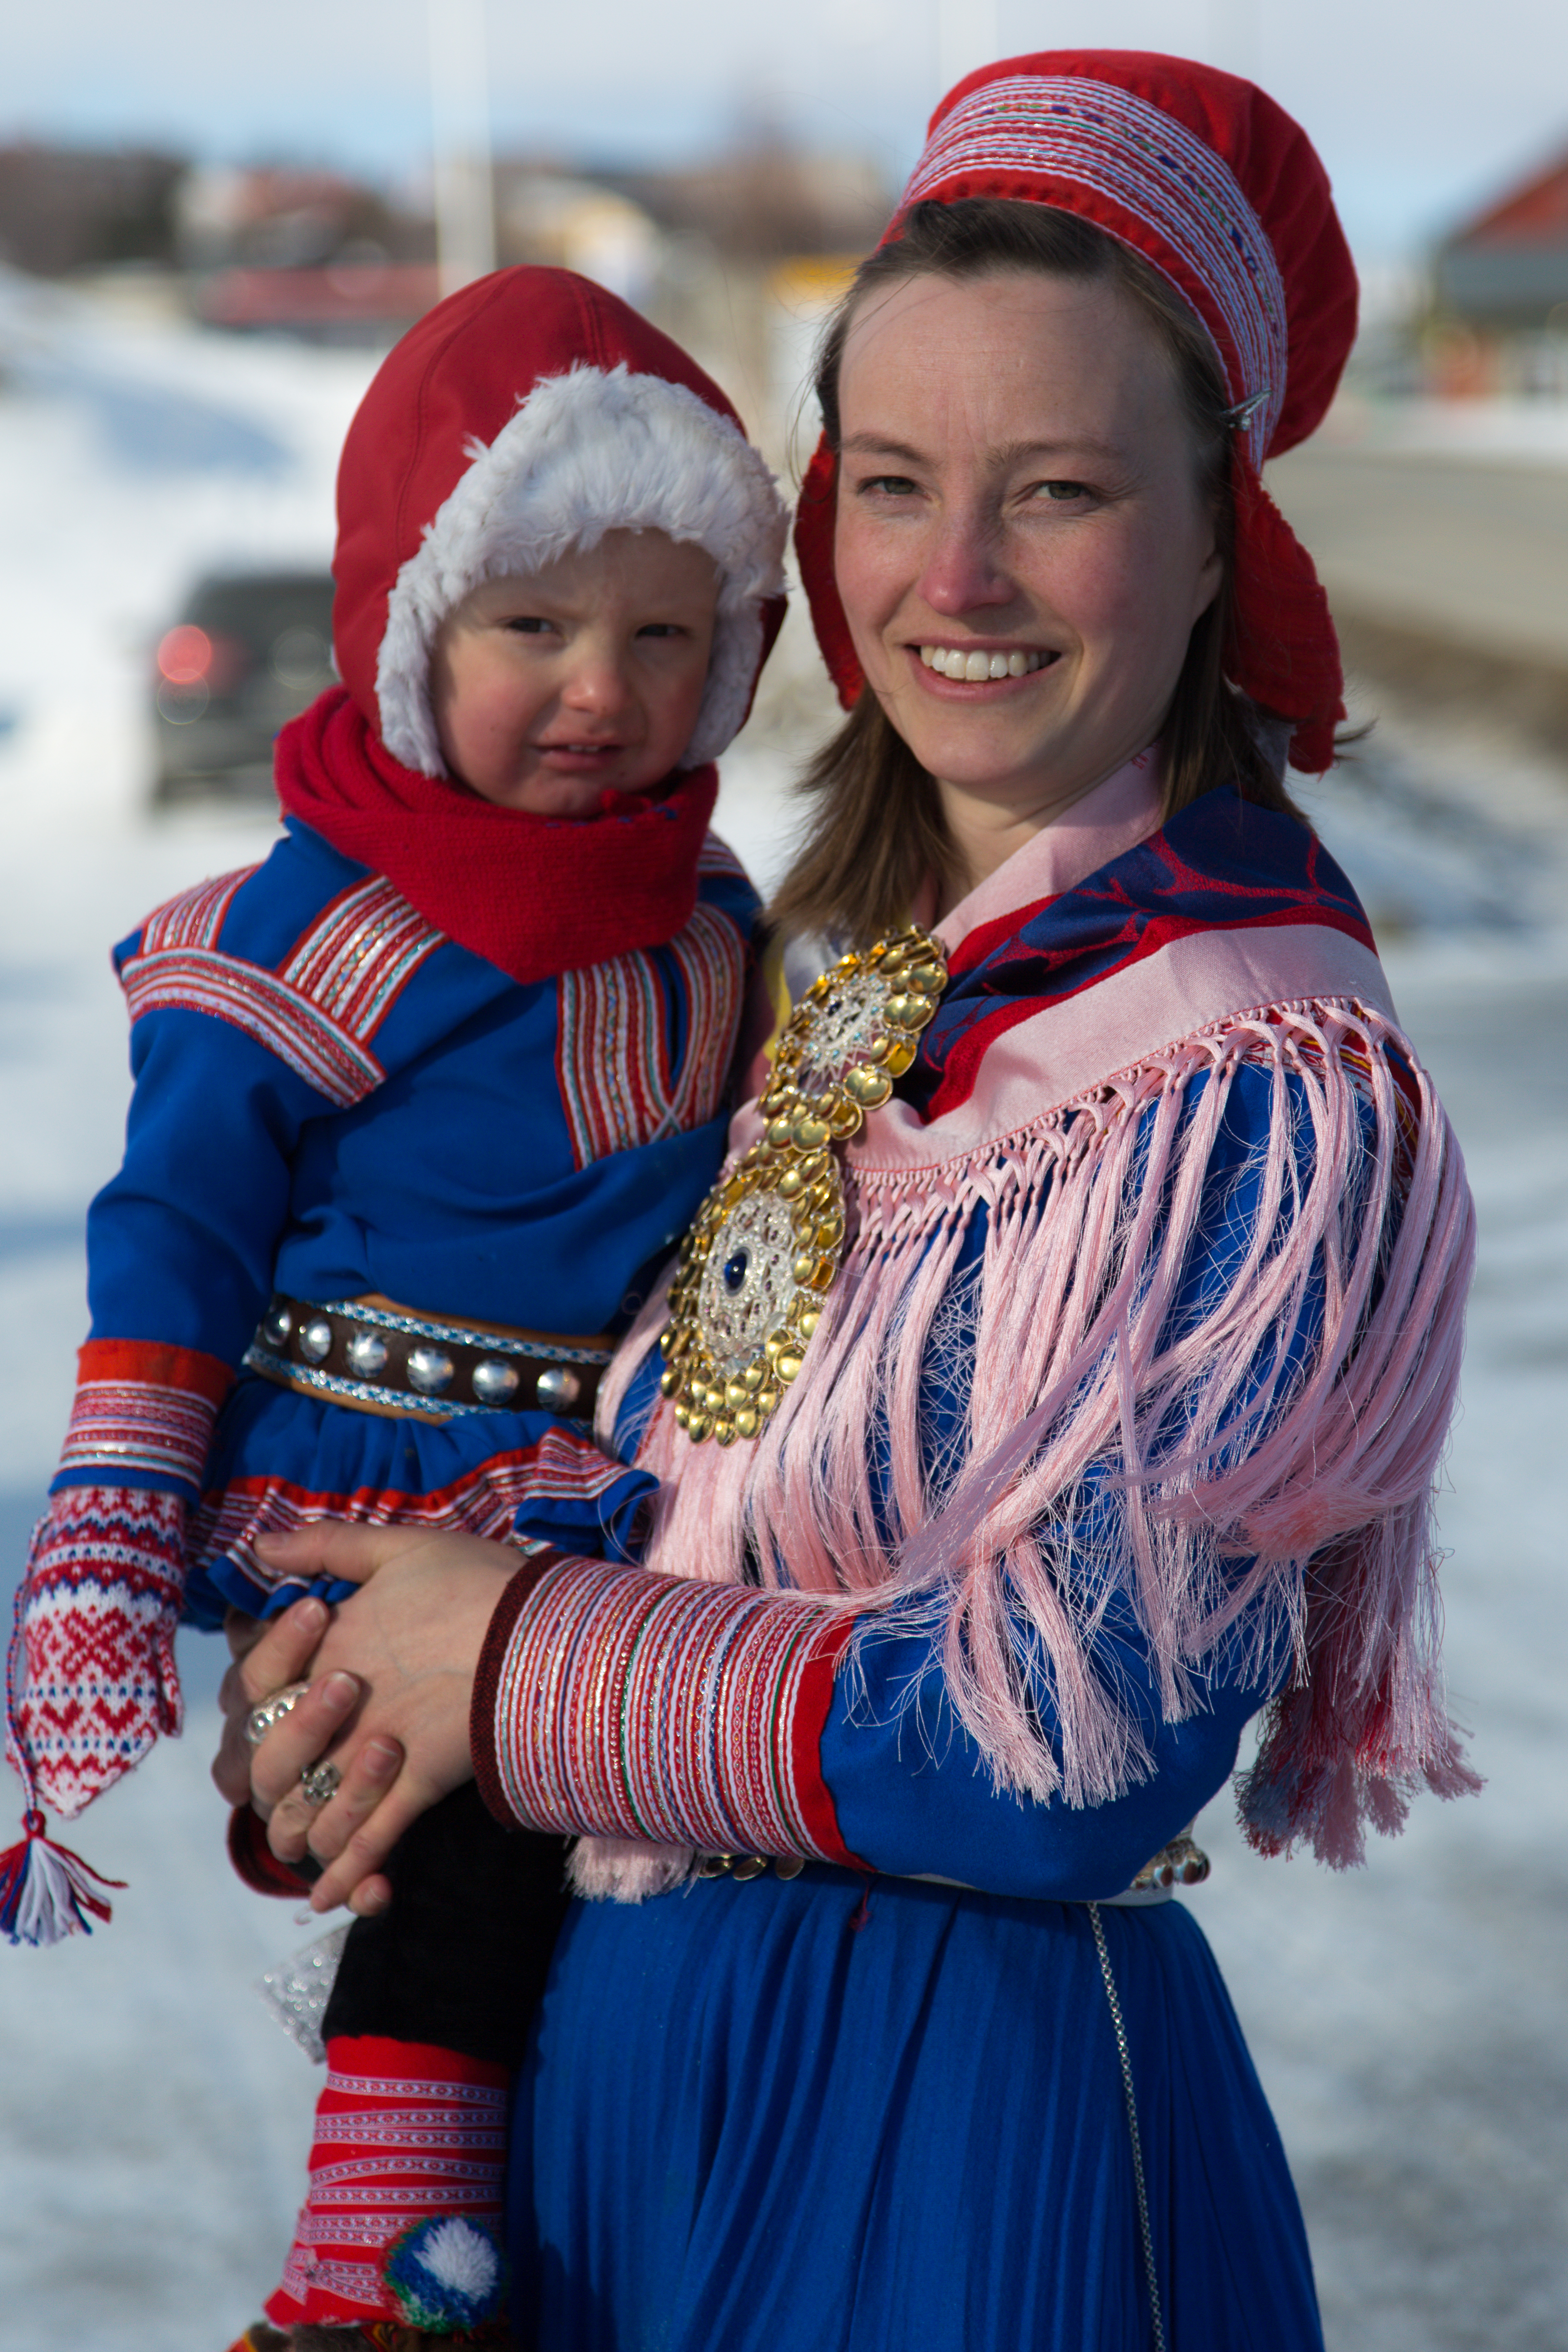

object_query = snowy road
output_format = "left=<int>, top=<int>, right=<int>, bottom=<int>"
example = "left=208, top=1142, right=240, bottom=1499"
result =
left=1, top=301, right=1565, bottom=2347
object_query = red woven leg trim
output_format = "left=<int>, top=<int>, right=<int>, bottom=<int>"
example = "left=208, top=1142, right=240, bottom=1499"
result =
left=264, top=2036, right=509, bottom=2328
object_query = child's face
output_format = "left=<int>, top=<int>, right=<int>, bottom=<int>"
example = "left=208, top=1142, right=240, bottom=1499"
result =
left=430, top=529, right=720, bottom=814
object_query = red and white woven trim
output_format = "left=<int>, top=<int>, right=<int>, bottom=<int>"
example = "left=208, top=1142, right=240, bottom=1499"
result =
left=279, top=874, right=444, bottom=1032
left=267, top=2037, right=507, bottom=2330
left=56, top=1341, right=232, bottom=1490
left=190, top=1424, right=630, bottom=1597
left=120, top=948, right=384, bottom=1105
left=696, top=829, right=748, bottom=881
left=121, top=872, right=443, bottom=1109
left=139, top=865, right=257, bottom=953
left=478, top=1554, right=859, bottom=1864
left=554, top=901, right=746, bottom=1170
left=898, top=74, right=1288, bottom=467
left=58, top=1381, right=217, bottom=1487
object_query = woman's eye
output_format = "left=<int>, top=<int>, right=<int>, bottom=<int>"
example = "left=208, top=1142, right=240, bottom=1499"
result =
left=1031, top=480, right=1091, bottom=503
left=858, top=473, right=920, bottom=497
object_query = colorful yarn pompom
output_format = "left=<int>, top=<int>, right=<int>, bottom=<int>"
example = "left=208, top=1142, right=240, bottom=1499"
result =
left=382, top=2215, right=507, bottom=2334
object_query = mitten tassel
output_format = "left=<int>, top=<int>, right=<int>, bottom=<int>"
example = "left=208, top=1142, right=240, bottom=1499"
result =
left=0, top=1809, right=126, bottom=1947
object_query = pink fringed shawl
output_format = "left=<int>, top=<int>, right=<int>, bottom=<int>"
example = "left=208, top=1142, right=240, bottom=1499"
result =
left=593, top=757, right=1478, bottom=1888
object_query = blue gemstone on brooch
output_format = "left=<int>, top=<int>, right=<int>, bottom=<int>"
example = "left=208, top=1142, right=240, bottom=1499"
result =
left=723, top=1251, right=749, bottom=1294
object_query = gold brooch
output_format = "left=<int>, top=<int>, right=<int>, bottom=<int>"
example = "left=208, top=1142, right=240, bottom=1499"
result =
left=659, top=926, right=949, bottom=1445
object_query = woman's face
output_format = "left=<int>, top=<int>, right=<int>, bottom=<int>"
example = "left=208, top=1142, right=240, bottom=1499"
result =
left=833, top=268, right=1223, bottom=825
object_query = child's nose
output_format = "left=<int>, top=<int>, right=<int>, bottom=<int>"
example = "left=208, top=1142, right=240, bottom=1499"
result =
left=560, top=648, right=634, bottom=716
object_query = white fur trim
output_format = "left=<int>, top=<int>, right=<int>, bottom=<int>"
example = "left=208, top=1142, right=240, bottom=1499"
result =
left=376, top=363, right=788, bottom=774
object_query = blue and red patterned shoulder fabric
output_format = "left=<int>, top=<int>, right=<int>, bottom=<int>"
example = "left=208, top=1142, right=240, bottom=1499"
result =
left=905, top=790, right=1374, bottom=1122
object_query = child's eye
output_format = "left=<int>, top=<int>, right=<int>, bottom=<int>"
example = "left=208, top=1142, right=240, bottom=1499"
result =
left=504, top=615, right=557, bottom=635
left=636, top=622, right=687, bottom=639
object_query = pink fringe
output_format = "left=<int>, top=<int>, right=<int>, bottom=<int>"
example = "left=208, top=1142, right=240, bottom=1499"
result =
left=598, top=997, right=1478, bottom=1875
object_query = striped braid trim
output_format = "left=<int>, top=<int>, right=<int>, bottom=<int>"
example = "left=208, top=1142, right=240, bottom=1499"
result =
left=696, top=831, right=748, bottom=882
left=191, top=1426, right=634, bottom=1599
left=279, top=875, right=444, bottom=1031
left=56, top=1345, right=231, bottom=1489
left=139, top=865, right=258, bottom=952
left=120, top=948, right=386, bottom=1106
left=899, top=74, right=1287, bottom=466
left=474, top=1553, right=861, bottom=1866
left=121, top=875, right=444, bottom=1109
left=554, top=902, right=746, bottom=1169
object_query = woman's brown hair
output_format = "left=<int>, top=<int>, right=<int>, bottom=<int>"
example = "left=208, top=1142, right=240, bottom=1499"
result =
left=770, top=198, right=1304, bottom=947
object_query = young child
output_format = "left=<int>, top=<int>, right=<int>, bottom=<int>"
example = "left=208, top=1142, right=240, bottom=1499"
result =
left=5, top=265, right=788, bottom=2347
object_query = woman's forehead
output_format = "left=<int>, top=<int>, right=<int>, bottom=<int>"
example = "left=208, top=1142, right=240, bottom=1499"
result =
left=837, top=269, right=1181, bottom=452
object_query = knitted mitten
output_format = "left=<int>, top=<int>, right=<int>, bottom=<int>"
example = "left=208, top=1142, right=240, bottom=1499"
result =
left=265, top=2037, right=510, bottom=2337
left=7, top=1484, right=186, bottom=1817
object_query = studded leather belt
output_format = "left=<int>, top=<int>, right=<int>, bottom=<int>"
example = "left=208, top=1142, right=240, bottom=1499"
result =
left=245, top=1293, right=616, bottom=1423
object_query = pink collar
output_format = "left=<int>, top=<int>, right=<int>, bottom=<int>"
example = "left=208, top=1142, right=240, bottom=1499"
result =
left=931, top=746, right=1164, bottom=963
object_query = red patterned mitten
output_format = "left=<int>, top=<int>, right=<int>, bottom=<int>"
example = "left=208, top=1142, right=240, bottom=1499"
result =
left=265, top=2036, right=510, bottom=2333
left=7, top=1484, right=187, bottom=1819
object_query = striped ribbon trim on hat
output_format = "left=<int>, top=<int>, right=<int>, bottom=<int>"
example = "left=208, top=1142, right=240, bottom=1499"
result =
left=482, top=1553, right=859, bottom=1864
left=898, top=74, right=1288, bottom=466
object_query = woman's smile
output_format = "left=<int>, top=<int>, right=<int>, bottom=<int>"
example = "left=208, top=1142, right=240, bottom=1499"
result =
left=915, top=643, right=1056, bottom=682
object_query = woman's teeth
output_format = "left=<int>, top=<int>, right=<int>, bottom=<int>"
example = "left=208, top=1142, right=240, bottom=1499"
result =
left=919, top=645, right=1047, bottom=681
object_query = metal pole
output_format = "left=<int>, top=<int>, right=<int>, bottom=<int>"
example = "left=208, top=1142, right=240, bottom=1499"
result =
left=429, top=0, right=495, bottom=296
left=938, top=0, right=999, bottom=95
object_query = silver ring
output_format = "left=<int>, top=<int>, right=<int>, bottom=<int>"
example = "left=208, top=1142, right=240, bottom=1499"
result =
left=243, top=1682, right=311, bottom=1749
left=299, top=1759, right=342, bottom=1807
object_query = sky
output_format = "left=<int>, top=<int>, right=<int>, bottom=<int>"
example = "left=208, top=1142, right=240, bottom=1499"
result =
left=5, top=0, right=1568, bottom=264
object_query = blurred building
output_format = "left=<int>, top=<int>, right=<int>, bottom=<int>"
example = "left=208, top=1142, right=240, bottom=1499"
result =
left=0, top=143, right=183, bottom=276
left=177, top=165, right=438, bottom=342
left=492, top=140, right=888, bottom=456
left=1429, top=144, right=1568, bottom=395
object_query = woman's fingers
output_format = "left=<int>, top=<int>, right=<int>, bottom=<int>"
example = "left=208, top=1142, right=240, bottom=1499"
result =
left=247, top=1671, right=365, bottom=1838
left=305, top=1771, right=447, bottom=1915
left=254, top=1520, right=430, bottom=1589
left=210, top=1595, right=329, bottom=1805
left=267, top=1732, right=403, bottom=1867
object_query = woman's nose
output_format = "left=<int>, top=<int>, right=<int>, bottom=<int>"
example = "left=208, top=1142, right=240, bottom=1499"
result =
left=917, top=507, right=1016, bottom=618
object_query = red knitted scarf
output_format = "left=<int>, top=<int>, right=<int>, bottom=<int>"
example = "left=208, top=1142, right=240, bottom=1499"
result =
left=274, top=686, right=720, bottom=985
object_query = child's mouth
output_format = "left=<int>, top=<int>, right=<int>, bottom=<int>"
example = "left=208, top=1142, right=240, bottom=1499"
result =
left=537, top=741, right=623, bottom=765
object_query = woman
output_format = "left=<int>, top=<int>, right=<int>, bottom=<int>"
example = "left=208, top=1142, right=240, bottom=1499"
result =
left=223, top=51, right=1477, bottom=2350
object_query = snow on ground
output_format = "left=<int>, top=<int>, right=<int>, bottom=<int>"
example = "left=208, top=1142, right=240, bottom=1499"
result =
left=1, top=303, right=1566, bottom=2347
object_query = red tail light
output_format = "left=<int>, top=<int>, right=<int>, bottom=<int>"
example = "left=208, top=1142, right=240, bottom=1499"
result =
left=157, top=625, right=212, bottom=684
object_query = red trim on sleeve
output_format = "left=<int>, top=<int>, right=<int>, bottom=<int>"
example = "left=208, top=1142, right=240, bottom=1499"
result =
left=78, top=1338, right=235, bottom=1405
left=471, top=1549, right=564, bottom=1828
left=790, top=1615, right=870, bottom=1872
left=226, top=1802, right=314, bottom=1899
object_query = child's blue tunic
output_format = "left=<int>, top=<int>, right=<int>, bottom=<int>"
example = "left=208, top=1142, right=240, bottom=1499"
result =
left=57, top=812, right=759, bottom=1622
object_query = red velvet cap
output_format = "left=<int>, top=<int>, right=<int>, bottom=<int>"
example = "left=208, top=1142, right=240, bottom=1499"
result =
left=795, top=52, right=1357, bottom=773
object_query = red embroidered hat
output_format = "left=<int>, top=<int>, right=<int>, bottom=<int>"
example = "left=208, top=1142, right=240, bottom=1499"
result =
left=795, top=52, right=1357, bottom=774
left=334, top=265, right=789, bottom=774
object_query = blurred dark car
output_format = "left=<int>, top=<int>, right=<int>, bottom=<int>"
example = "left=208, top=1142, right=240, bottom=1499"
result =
left=151, top=569, right=336, bottom=801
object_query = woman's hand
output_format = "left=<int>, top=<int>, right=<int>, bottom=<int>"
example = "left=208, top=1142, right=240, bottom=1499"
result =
left=213, top=1526, right=521, bottom=1915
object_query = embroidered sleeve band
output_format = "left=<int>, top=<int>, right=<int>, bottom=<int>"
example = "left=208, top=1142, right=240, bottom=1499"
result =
left=473, top=1554, right=862, bottom=1867
left=54, top=1339, right=233, bottom=1494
